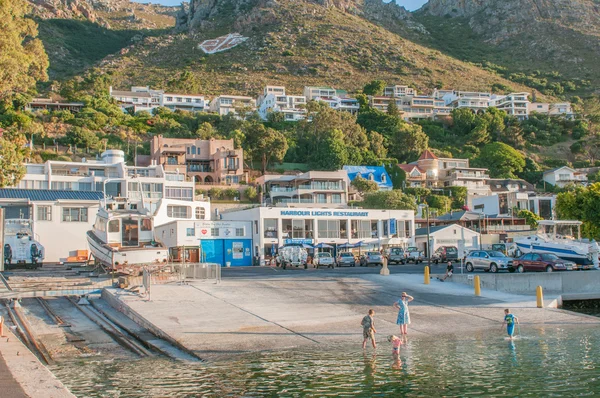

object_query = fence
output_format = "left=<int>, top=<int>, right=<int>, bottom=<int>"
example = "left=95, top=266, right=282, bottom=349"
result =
left=175, top=262, right=221, bottom=284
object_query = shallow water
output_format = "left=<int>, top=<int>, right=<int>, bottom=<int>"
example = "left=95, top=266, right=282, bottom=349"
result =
left=52, top=326, right=600, bottom=397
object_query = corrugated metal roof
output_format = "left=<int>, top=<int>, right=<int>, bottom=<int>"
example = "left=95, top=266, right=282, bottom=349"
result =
left=0, top=189, right=104, bottom=202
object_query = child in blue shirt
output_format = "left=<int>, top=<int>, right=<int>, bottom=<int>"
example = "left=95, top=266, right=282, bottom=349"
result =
left=501, top=308, right=519, bottom=339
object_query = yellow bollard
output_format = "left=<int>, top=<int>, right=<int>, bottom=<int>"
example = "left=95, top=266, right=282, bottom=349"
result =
left=424, top=266, right=430, bottom=285
left=474, top=275, right=481, bottom=296
left=0, top=315, right=4, bottom=337
left=536, top=285, right=544, bottom=308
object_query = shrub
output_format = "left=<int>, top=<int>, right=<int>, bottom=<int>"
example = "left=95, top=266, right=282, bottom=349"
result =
left=208, top=188, right=223, bottom=199
left=244, top=186, right=258, bottom=202
left=223, top=188, right=240, bottom=200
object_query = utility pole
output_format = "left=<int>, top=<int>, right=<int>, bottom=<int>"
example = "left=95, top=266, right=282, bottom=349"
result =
left=426, top=204, right=431, bottom=268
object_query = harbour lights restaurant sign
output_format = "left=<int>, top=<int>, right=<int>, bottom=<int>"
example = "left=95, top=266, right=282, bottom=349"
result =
left=280, top=210, right=370, bottom=217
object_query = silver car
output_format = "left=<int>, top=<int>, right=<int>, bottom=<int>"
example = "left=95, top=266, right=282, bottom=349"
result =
left=360, top=251, right=384, bottom=266
left=465, top=250, right=512, bottom=273
left=314, top=252, right=335, bottom=268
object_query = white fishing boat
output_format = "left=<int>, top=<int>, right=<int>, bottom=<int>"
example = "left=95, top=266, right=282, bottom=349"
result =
left=514, top=220, right=599, bottom=267
left=86, top=197, right=168, bottom=273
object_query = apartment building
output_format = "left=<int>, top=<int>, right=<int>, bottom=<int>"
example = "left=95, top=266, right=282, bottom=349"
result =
left=369, top=85, right=451, bottom=120
left=109, top=86, right=161, bottom=113
left=160, top=93, right=208, bottom=112
left=208, top=95, right=256, bottom=117
left=543, top=166, right=588, bottom=188
left=257, top=86, right=307, bottom=121
left=13, top=149, right=195, bottom=206
left=437, top=90, right=492, bottom=112
left=472, top=179, right=535, bottom=216
left=303, top=86, right=360, bottom=114
left=490, top=92, right=530, bottom=120
left=150, top=135, right=244, bottom=185
left=26, top=98, right=85, bottom=113
left=528, top=102, right=574, bottom=118
left=256, top=170, right=349, bottom=207
left=399, top=150, right=490, bottom=202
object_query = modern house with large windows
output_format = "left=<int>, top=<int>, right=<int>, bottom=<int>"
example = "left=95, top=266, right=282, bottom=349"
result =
left=256, top=171, right=349, bottom=207
left=221, top=206, right=415, bottom=265
left=149, top=135, right=244, bottom=184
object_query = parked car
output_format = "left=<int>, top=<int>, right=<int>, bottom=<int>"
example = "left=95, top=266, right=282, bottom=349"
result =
left=464, top=250, right=512, bottom=273
left=360, top=251, right=384, bottom=266
left=433, top=246, right=459, bottom=263
left=336, top=252, right=356, bottom=267
left=406, top=247, right=424, bottom=264
left=511, top=252, right=576, bottom=273
left=387, top=247, right=406, bottom=265
left=314, top=252, right=335, bottom=268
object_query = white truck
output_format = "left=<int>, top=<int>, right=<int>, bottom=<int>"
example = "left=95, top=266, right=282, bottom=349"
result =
left=278, top=245, right=309, bottom=270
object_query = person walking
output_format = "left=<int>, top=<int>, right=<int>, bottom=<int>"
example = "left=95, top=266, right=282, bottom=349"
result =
left=361, top=309, right=377, bottom=349
left=394, top=292, right=413, bottom=335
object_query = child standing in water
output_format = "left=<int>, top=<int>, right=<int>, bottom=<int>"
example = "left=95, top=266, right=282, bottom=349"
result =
left=361, top=309, right=377, bottom=349
left=388, top=335, right=403, bottom=369
left=501, top=308, right=520, bottom=339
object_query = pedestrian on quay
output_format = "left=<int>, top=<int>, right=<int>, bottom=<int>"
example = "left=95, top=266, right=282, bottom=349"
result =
left=393, top=292, right=413, bottom=335
left=361, top=309, right=377, bottom=349
left=439, top=261, right=454, bottom=282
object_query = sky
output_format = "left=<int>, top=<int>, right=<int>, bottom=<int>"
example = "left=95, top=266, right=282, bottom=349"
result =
left=132, top=0, right=429, bottom=11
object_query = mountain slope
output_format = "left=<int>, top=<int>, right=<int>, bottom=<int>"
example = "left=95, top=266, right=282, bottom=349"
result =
left=411, top=0, right=600, bottom=95
left=90, top=0, right=545, bottom=98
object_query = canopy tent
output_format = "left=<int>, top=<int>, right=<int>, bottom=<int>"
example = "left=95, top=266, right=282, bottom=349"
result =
left=314, top=243, right=334, bottom=249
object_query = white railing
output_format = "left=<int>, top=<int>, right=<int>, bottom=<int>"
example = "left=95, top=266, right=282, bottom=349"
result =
left=176, top=263, right=221, bottom=284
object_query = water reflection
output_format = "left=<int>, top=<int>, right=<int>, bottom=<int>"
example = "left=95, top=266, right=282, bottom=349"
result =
left=51, top=326, right=600, bottom=397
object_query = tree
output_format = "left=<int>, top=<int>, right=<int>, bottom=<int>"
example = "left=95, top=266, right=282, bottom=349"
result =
left=309, top=129, right=348, bottom=170
left=0, top=0, right=49, bottom=99
left=555, top=185, right=600, bottom=240
left=244, top=186, right=258, bottom=202
left=361, top=190, right=417, bottom=210
left=363, top=80, right=386, bottom=96
left=244, top=123, right=288, bottom=173
left=367, top=131, right=387, bottom=159
left=388, top=123, right=429, bottom=163
left=387, top=100, right=400, bottom=117
left=0, top=129, right=27, bottom=187
left=62, top=126, right=101, bottom=150
left=516, top=209, right=543, bottom=229
left=351, top=175, right=379, bottom=193
left=384, top=163, right=406, bottom=190
left=473, top=142, right=525, bottom=178
left=426, top=195, right=452, bottom=213
left=194, top=122, right=220, bottom=140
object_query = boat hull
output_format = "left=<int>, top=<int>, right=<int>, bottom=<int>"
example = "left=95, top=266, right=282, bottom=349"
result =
left=516, top=242, right=592, bottom=265
left=86, top=231, right=169, bottom=271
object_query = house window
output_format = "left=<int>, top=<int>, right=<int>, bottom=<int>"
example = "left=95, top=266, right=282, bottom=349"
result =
left=191, top=146, right=196, bottom=155
left=141, top=218, right=152, bottom=231
left=166, top=96, right=173, bottom=102
left=368, top=173, right=374, bottom=181
left=37, top=206, right=52, bottom=221
left=264, top=219, right=278, bottom=238
left=62, top=207, right=88, bottom=222
left=167, top=205, right=190, bottom=218
left=211, top=228, right=219, bottom=236
left=195, top=207, right=206, bottom=220
left=235, top=228, right=244, bottom=237
left=167, top=156, right=178, bottom=165
left=317, top=220, right=339, bottom=239
left=381, top=174, right=387, bottom=184
left=165, top=187, right=193, bottom=201
left=186, top=98, right=192, bottom=103
left=186, top=228, right=195, bottom=237
left=108, top=220, right=120, bottom=232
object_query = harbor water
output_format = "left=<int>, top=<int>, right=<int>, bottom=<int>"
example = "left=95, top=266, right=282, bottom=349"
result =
left=51, top=325, right=600, bottom=397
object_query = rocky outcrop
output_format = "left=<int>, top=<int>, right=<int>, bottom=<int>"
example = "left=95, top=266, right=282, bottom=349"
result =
left=176, top=0, right=418, bottom=32
left=29, top=0, right=100, bottom=22
left=421, top=0, right=600, bottom=39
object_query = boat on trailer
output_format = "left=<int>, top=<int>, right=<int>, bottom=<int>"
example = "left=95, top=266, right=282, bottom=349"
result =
left=514, top=220, right=600, bottom=267
left=87, top=197, right=168, bottom=274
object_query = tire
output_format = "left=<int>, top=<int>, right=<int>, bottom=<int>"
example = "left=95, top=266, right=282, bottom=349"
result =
left=490, top=263, right=498, bottom=273
left=466, top=262, right=474, bottom=272
left=283, top=263, right=287, bottom=270
left=517, top=265, right=524, bottom=273
left=546, top=265, right=553, bottom=272
left=304, top=264, right=308, bottom=269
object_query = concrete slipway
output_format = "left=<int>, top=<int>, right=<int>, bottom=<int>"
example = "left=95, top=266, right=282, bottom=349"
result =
left=104, top=271, right=600, bottom=360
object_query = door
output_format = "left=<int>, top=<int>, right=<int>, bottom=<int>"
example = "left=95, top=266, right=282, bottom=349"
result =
left=122, top=219, right=139, bottom=247
left=531, top=253, right=543, bottom=271
left=479, top=251, right=490, bottom=270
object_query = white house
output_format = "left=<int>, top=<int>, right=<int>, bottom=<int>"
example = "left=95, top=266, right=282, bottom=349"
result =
left=0, top=189, right=104, bottom=263
left=256, top=170, right=350, bottom=207
left=221, top=206, right=415, bottom=264
left=414, top=224, right=481, bottom=256
left=257, top=86, right=307, bottom=121
left=543, top=166, right=587, bottom=188
left=208, top=95, right=256, bottom=117
left=160, top=93, right=208, bottom=112
left=109, top=86, right=161, bottom=113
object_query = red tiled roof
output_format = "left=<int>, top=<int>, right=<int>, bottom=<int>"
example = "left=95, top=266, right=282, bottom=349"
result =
left=398, top=164, right=424, bottom=173
left=418, top=149, right=438, bottom=160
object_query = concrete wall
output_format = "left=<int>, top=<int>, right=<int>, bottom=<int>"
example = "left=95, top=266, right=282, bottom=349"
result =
left=448, top=272, right=600, bottom=295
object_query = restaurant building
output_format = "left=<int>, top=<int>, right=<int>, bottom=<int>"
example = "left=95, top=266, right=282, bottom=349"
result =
left=220, top=206, right=415, bottom=263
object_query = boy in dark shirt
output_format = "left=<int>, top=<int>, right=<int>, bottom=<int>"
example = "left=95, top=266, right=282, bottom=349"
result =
left=440, top=261, right=454, bottom=281
left=361, top=309, right=377, bottom=349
